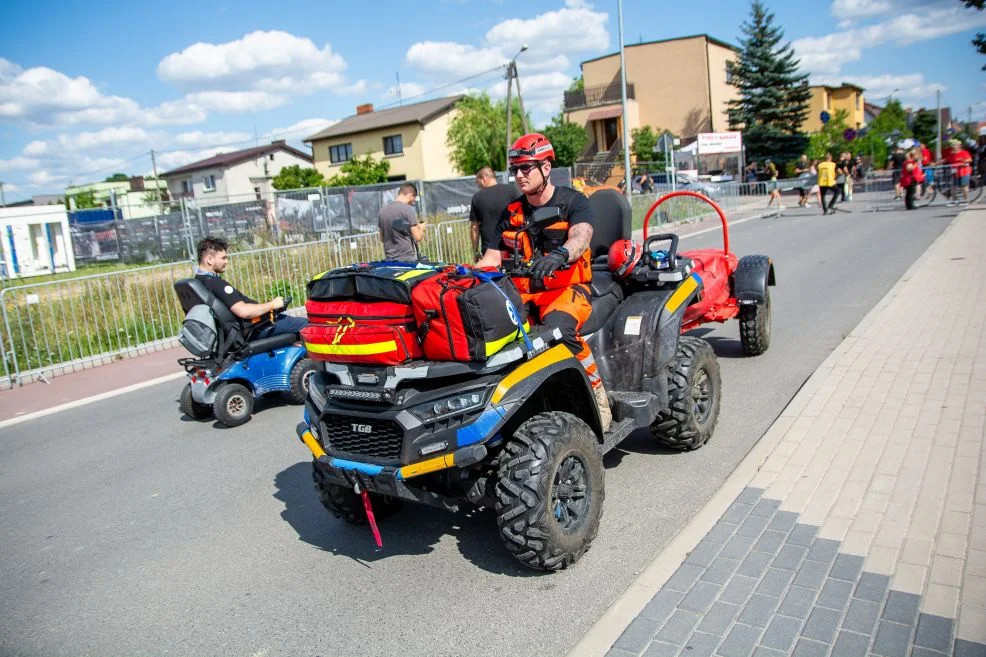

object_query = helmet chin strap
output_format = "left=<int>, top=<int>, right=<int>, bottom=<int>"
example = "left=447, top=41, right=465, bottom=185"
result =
left=525, top=162, right=548, bottom=198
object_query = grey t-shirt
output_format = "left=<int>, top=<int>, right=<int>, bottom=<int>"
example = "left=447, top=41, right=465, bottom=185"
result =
left=378, top=201, right=419, bottom=261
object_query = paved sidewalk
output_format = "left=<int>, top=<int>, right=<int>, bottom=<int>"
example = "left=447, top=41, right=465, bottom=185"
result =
left=573, top=207, right=986, bottom=657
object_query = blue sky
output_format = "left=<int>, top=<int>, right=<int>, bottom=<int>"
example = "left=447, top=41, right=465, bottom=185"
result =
left=1, top=0, right=984, bottom=200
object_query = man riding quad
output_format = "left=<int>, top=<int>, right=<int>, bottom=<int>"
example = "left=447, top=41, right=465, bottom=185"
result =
left=477, top=133, right=612, bottom=431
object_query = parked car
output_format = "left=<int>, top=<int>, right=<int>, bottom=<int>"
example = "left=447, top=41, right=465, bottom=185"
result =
left=642, top=172, right=721, bottom=198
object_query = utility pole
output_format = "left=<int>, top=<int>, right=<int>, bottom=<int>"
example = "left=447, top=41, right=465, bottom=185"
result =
left=0, top=180, right=5, bottom=207
left=150, top=149, right=162, bottom=211
left=936, top=89, right=942, bottom=160
left=618, top=0, right=632, bottom=198
left=504, top=46, right=529, bottom=170
left=396, top=72, right=403, bottom=106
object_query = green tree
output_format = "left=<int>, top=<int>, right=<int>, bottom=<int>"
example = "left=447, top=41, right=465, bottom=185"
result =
left=326, top=154, right=390, bottom=187
left=71, top=190, right=97, bottom=209
left=806, top=109, right=850, bottom=161
left=446, top=93, right=532, bottom=175
left=568, top=76, right=585, bottom=92
left=727, top=1, right=811, bottom=163
left=911, top=110, right=937, bottom=147
left=104, top=173, right=130, bottom=183
left=272, top=164, right=326, bottom=190
left=541, top=114, right=588, bottom=167
left=631, top=126, right=658, bottom=161
left=856, top=99, right=911, bottom=168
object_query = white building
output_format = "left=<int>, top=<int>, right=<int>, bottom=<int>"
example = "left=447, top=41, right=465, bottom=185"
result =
left=0, top=205, right=75, bottom=280
left=161, top=140, right=313, bottom=207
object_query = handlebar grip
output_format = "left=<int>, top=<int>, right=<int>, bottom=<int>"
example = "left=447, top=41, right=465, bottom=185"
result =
left=645, top=233, right=679, bottom=262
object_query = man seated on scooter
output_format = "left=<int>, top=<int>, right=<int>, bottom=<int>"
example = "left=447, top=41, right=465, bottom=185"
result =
left=476, top=133, right=612, bottom=431
left=194, top=236, right=307, bottom=338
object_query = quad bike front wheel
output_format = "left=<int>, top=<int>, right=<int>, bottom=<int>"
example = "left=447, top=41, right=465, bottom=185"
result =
left=179, top=383, right=212, bottom=421
left=312, top=465, right=401, bottom=524
left=739, top=285, right=772, bottom=356
left=652, top=336, right=722, bottom=450
left=288, top=358, right=319, bottom=405
left=213, top=382, right=254, bottom=427
left=495, top=411, right=604, bottom=571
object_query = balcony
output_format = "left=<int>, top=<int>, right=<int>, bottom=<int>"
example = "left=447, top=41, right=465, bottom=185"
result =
left=564, top=82, right=635, bottom=112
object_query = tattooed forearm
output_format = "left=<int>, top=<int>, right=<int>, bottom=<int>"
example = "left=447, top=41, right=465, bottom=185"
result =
left=563, top=224, right=593, bottom=261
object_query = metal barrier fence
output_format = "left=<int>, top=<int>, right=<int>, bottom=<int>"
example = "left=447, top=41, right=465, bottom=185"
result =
left=0, top=217, right=477, bottom=389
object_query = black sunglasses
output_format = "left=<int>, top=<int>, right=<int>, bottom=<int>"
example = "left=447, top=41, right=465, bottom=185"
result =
left=509, top=163, right=539, bottom=175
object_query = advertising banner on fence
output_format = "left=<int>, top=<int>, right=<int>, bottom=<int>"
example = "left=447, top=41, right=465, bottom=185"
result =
left=697, top=132, right=743, bottom=155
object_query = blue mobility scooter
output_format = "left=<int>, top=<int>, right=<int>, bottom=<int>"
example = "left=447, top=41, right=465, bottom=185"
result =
left=174, top=278, right=317, bottom=427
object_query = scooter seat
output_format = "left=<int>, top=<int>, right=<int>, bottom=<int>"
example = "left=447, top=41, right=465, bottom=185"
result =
left=241, top=333, right=298, bottom=356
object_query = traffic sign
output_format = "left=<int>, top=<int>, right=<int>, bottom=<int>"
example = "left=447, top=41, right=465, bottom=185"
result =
left=820, top=111, right=830, bottom=124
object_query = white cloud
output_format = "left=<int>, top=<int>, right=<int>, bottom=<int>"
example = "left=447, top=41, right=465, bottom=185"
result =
left=382, top=82, right=428, bottom=101
left=184, top=90, right=286, bottom=112
left=265, top=118, right=337, bottom=141
left=28, top=170, right=61, bottom=186
left=488, top=71, right=574, bottom=123
left=832, top=0, right=949, bottom=21
left=22, top=141, right=48, bottom=156
left=0, top=155, right=39, bottom=172
left=173, top=130, right=252, bottom=147
left=485, top=5, right=609, bottom=58
left=143, top=98, right=209, bottom=126
left=795, top=4, right=986, bottom=74
left=812, top=73, right=945, bottom=104
left=2, top=182, right=20, bottom=193
left=405, top=42, right=507, bottom=79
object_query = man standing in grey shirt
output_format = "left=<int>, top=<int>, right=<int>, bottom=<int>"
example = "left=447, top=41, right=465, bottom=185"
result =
left=378, top=182, right=426, bottom=261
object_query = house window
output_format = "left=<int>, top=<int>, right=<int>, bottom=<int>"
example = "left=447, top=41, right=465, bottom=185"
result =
left=181, top=180, right=192, bottom=195
left=725, top=61, right=735, bottom=84
left=254, top=186, right=262, bottom=201
left=383, top=134, right=404, bottom=155
left=203, top=174, right=216, bottom=192
left=329, top=143, right=353, bottom=164
left=268, top=153, right=275, bottom=161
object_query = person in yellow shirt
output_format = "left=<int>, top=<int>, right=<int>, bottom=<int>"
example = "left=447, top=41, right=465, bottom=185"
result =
left=816, top=153, right=838, bottom=215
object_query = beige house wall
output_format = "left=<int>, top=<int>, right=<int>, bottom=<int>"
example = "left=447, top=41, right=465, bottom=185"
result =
left=706, top=42, right=739, bottom=132
left=418, top=109, right=461, bottom=178
left=804, top=86, right=866, bottom=132
left=311, top=123, right=426, bottom=180
left=578, top=36, right=732, bottom=140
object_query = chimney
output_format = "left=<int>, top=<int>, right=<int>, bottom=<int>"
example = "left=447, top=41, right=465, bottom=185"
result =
left=357, top=103, right=374, bottom=115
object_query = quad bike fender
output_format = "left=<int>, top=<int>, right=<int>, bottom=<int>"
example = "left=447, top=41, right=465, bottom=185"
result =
left=732, top=255, right=775, bottom=305
left=218, top=345, right=307, bottom=396
left=591, top=273, right=704, bottom=397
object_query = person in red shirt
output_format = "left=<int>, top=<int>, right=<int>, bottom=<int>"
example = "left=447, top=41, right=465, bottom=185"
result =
left=945, top=139, right=973, bottom=204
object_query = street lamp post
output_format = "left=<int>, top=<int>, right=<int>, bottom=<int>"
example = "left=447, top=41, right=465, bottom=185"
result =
left=617, top=0, right=632, bottom=199
left=505, top=45, right=529, bottom=172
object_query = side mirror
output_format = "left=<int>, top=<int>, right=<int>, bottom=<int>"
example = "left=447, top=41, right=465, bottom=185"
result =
left=531, top=206, right=562, bottom=225
left=392, top=218, right=411, bottom=236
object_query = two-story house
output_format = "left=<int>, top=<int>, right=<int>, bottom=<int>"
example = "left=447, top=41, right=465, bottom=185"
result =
left=161, top=140, right=312, bottom=205
left=564, top=34, right=740, bottom=168
left=804, top=83, right=866, bottom=132
left=305, top=96, right=463, bottom=181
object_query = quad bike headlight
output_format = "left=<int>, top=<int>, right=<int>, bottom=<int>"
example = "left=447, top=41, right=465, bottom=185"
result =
left=408, top=386, right=493, bottom=423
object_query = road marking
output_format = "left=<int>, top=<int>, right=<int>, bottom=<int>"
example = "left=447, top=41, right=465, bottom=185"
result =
left=0, top=372, right=186, bottom=430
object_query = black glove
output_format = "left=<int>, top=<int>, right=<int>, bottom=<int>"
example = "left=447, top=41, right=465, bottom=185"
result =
left=530, top=248, right=569, bottom=280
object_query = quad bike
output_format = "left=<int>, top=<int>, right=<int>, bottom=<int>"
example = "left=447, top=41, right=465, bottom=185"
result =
left=174, top=279, right=318, bottom=427
left=643, top=190, right=776, bottom=356
left=295, top=189, right=778, bottom=571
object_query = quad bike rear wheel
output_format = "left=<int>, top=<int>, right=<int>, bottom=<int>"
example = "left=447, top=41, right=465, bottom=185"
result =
left=652, top=336, right=722, bottom=450
left=213, top=382, right=254, bottom=427
left=312, top=465, right=401, bottom=524
left=288, top=358, right=319, bottom=404
left=739, top=285, right=772, bottom=356
left=179, top=383, right=212, bottom=421
left=495, top=411, right=604, bottom=571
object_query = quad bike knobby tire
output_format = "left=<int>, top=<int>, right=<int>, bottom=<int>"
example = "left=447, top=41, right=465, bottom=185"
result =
left=312, top=465, right=401, bottom=524
left=739, top=285, right=771, bottom=356
left=494, top=411, right=604, bottom=571
left=652, top=336, right=722, bottom=450
left=288, top=358, right=319, bottom=404
left=179, top=383, right=212, bottom=420
left=213, top=382, right=254, bottom=427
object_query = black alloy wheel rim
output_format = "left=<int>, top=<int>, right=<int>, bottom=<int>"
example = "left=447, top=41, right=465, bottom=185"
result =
left=692, top=368, right=713, bottom=424
left=552, top=454, right=589, bottom=533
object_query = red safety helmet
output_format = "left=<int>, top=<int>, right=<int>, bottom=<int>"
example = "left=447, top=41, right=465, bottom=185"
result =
left=608, top=239, right=642, bottom=279
left=508, top=133, right=555, bottom=165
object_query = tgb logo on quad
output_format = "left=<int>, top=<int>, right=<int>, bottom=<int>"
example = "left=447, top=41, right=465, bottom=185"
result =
left=351, top=423, right=372, bottom=434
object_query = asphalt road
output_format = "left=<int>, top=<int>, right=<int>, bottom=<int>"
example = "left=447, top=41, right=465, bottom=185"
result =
left=0, top=204, right=957, bottom=657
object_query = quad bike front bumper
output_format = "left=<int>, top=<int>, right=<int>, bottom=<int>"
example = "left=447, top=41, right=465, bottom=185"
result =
left=296, top=422, right=486, bottom=511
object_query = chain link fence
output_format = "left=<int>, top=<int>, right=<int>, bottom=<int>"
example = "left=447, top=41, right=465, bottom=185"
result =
left=1, top=216, right=476, bottom=389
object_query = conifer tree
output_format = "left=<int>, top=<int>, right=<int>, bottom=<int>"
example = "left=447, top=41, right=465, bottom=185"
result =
left=727, top=1, right=811, bottom=163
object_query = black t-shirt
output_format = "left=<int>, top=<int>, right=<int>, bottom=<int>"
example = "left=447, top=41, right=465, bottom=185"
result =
left=890, top=152, right=906, bottom=170
left=196, top=273, right=257, bottom=309
left=495, top=186, right=592, bottom=254
left=470, top=183, right=516, bottom=253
